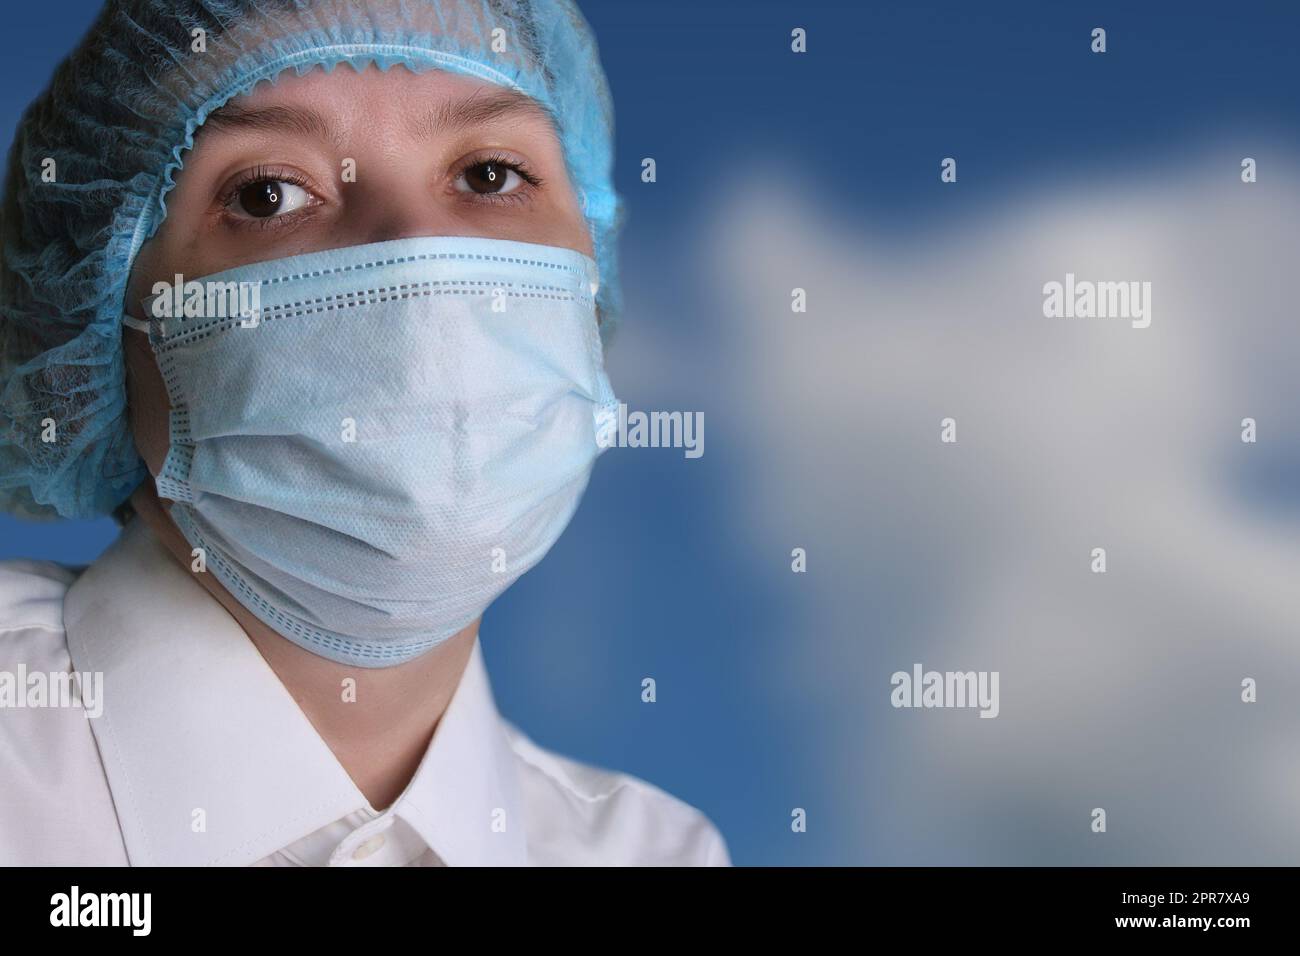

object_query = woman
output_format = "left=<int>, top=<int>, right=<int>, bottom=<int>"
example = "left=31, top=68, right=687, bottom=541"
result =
left=0, top=0, right=729, bottom=866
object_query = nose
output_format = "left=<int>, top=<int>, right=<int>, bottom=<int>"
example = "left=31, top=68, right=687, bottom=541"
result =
left=343, top=169, right=465, bottom=246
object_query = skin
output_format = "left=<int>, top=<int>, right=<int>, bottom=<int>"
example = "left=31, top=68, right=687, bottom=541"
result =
left=123, top=64, right=594, bottom=811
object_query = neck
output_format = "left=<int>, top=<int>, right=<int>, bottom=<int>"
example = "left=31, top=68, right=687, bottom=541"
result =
left=129, top=482, right=479, bottom=811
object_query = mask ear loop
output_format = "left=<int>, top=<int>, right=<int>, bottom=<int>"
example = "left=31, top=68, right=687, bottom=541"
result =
left=122, top=295, right=164, bottom=336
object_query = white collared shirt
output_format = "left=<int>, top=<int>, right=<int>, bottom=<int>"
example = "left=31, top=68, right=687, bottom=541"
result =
left=0, top=518, right=729, bottom=867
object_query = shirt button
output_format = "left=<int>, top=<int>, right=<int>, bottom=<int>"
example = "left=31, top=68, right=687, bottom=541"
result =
left=351, top=833, right=387, bottom=861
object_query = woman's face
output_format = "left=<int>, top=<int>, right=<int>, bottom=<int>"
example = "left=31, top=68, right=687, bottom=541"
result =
left=125, top=64, right=593, bottom=475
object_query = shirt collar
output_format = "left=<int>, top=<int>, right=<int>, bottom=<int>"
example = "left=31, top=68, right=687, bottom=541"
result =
left=63, top=517, right=526, bottom=867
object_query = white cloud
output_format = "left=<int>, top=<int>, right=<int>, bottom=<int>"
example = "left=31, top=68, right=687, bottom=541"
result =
left=699, top=145, right=1300, bottom=862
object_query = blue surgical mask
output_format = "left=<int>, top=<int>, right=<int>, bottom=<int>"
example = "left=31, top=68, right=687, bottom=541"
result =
left=124, top=236, right=618, bottom=668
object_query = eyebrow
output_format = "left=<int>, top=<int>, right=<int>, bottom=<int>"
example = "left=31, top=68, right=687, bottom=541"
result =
left=201, top=87, right=559, bottom=147
left=411, top=87, right=560, bottom=141
left=202, top=103, right=342, bottom=148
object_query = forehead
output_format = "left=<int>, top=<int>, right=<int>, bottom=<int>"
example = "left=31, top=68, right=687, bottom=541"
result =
left=202, top=65, right=560, bottom=145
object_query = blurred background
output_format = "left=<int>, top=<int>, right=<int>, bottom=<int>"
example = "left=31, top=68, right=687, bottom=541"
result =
left=4, top=0, right=1299, bottom=864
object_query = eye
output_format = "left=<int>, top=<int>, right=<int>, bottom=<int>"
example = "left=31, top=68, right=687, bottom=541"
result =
left=231, top=179, right=311, bottom=219
left=455, top=159, right=528, bottom=197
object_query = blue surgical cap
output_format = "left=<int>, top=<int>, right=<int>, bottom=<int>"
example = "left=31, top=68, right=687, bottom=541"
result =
left=0, top=0, right=624, bottom=519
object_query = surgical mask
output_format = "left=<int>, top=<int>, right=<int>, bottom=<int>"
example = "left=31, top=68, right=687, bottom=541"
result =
left=123, top=236, right=618, bottom=668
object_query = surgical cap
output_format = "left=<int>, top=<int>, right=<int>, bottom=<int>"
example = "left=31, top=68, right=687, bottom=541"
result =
left=0, top=0, right=624, bottom=519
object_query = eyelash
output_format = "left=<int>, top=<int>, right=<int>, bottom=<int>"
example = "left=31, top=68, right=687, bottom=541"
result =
left=217, top=154, right=545, bottom=230
left=450, top=151, right=545, bottom=206
left=219, top=164, right=315, bottom=232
